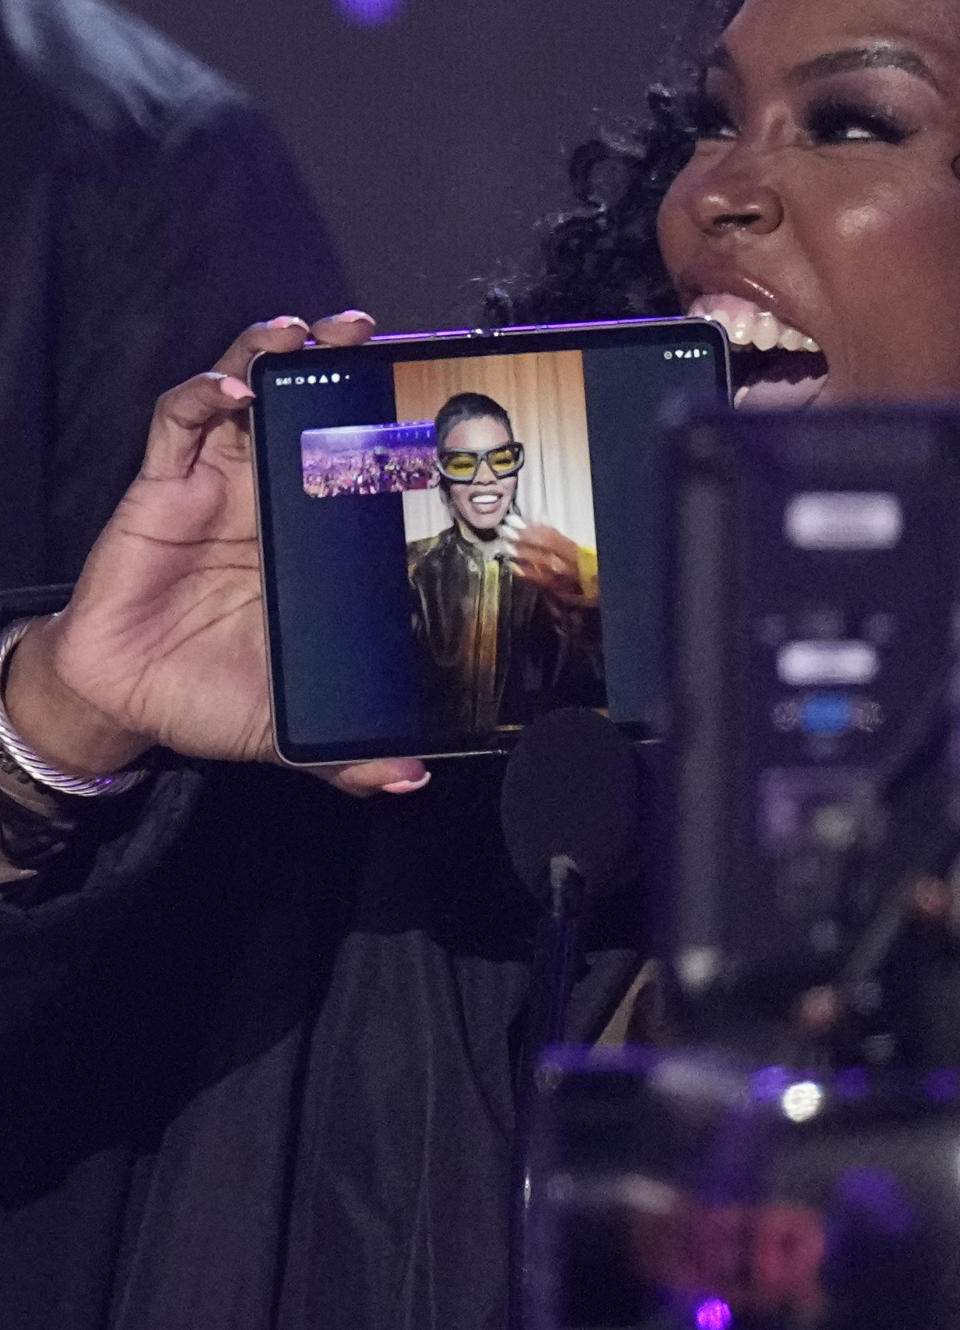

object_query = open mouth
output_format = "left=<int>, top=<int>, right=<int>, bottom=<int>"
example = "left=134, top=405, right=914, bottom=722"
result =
left=469, top=492, right=505, bottom=516
left=688, top=295, right=829, bottom=410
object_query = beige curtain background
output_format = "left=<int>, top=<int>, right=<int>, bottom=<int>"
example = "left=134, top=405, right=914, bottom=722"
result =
left=394, top=349, right=597, bottom=548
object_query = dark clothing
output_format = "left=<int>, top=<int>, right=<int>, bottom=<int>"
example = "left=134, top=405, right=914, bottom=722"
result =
left=408, top=524, right=605, bottom=733
left=0, top=760, right=645, bottom=1330
left=0, top=4, right=646, bottom=1327
left=0, top=0, right=347, bottom=589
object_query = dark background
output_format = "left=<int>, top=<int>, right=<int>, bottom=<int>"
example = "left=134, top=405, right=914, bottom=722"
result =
left=114, top=0, right=706, bottom=332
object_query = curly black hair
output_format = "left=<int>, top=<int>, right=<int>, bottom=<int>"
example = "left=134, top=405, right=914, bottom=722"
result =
left=485, top=0, right=745, bottom=326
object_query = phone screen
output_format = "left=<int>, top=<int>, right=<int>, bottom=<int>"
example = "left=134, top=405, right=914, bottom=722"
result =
left=249, top=319, right=729, bottom=763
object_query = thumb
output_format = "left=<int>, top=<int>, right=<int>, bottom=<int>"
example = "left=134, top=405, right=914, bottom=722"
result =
left=318, top=759, right=431, bottom=798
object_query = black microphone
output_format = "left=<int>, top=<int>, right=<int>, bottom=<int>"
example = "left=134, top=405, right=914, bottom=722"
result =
left=500, top=706, right=641, bottom=903
left=501, top=708, right=642, bottom=1330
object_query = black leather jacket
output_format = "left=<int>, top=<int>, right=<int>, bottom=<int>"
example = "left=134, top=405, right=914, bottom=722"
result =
left=408, top=522, right=606, bottom=732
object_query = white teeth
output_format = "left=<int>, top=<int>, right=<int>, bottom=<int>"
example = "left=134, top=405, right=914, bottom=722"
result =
left=688, top=295, right=819, bottom=357
left=753, top=312, right=780, bottom=353
left=729, top=311, right=755, bottom=346
left=778, top=326, right=805, bottom=352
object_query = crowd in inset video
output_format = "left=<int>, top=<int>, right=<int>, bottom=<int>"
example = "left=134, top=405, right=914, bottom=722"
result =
left=303, top=444, right=438, bottom=497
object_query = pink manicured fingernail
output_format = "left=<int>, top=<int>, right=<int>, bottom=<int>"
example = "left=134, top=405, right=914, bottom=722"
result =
left=333, top=309, right=375, bottom=324
left=268, top=315, right=310, bottom=330
left=219, top=376, right=254, bottom=401
left=382, top=771, right=432, bottom=795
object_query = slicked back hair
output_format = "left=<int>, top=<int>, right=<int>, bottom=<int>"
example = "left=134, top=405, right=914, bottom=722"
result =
left=433, top=392, right=515, bottom=498
left=434, top=392, right=513, bottom=452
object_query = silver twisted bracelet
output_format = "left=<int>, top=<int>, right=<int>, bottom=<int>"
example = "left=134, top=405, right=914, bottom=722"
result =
left=0, top=617, right=148, bottom=797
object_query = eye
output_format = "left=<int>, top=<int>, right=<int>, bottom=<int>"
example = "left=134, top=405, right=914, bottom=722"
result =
left=439, top=452, right=476, bottom=479
left=805, top=97, right=914, bottom=146
left=487, top=445, right=521, bottom=474
left=690, top=92, right=739, bottom=142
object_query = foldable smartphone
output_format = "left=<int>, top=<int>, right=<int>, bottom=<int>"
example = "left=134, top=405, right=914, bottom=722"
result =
left=248, top=319, right=729, bottom=764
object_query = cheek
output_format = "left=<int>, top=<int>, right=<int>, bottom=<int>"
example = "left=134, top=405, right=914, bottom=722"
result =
left=795, top=172, right=960, bottom=322
left=792, top=168, right=960, bottom=394
left=655, top=167, right=700, bottom=279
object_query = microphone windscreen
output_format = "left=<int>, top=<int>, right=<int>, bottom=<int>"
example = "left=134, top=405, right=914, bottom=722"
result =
left=500, top=708, right=641, bottom=902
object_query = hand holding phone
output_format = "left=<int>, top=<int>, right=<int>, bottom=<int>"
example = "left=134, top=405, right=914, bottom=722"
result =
left=3, top=314, right=428, bottom=797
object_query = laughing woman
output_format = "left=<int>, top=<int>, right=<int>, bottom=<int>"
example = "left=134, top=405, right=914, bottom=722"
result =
left=497, top=0, right=960, bottom=411
left=407, top=392, right=604, bottom=731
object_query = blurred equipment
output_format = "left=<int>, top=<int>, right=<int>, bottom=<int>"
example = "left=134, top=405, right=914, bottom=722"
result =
left=667, top=407, right=960, bottom=1063
left=527, top=1047, right=960, bottom=1330
left=518, top=410, right=960, bottom=1330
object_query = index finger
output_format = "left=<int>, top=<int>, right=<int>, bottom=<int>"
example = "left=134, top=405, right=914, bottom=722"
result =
left=211, top=311, right=376, bottom=382
left=309, top=310, right=377, bottom=347
left=213, top=316, right=313, bottom=380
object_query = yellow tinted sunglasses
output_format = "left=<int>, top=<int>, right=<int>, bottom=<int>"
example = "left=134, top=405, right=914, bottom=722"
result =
left=437, top=442, right=525, bottom=483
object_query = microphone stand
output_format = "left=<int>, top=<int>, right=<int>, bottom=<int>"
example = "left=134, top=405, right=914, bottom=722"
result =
left=509, top=853, right=586, bottom=1330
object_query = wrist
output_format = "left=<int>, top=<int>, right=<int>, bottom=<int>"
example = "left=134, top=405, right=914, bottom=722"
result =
left=2, top=617, right=150, bottom=778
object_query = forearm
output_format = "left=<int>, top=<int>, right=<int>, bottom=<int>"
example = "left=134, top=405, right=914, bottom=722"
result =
left=3, top=616, right=149, bottom=778
left=0, top=615, right=153, bottom=895
left=0, top=616, right=148, bottom=906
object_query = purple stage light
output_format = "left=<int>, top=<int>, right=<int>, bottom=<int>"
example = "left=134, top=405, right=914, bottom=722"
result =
left=750, top=1065, right=791, bottom=1103
left=834, top=1067, right=870, bottom=1101
left=924, top=1068, right=960, bottom=1103
left=696, top=1300, right=733, bottom=1330
left=337, top=0, right=406, bottom=25
left=834, top=1167, right=918, bottom=1236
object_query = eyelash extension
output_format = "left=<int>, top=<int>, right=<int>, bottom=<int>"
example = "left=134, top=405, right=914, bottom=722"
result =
left=688, top=92, right=737, bottom=140
left=688, top=91, right=915, bottom=148
left=805, top=97, right=915, bottom=146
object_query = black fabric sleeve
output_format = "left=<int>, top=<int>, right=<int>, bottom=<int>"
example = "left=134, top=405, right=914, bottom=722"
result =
left=0, top=85, right=345, bottom=1005
left=48, top=90, right=350, bottom=582
left=0, top=758, right=81, bottom=889
left=0, top=765, right=204, bottom=1039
